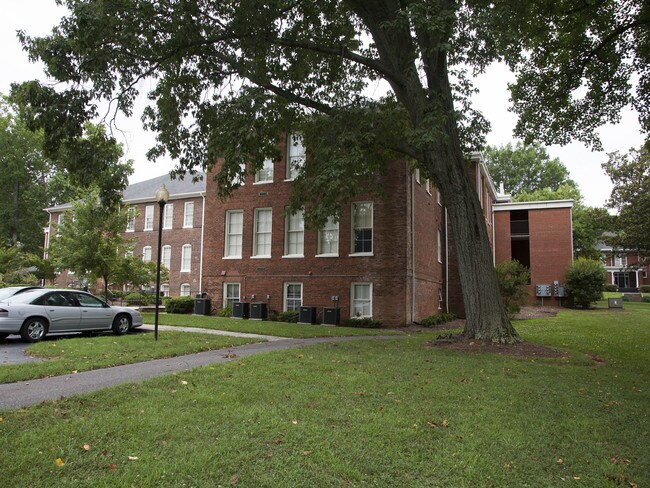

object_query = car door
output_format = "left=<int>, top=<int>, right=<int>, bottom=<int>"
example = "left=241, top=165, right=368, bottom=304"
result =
left=40, top=291, right=81, bottom=332
left=73, top=292, right=114, bottom=330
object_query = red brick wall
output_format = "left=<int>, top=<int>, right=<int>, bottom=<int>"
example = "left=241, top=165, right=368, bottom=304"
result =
left=528, top=208, right=573, bottom=289
left=493, top=211, right=512, bottom=264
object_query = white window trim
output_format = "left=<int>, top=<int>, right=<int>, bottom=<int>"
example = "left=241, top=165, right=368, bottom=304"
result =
left=183, top=201, right=194, bottom=228
left=144, top=205, right=154, bottom=231
left=160, top=283, right=170, bottom=297
left=350, top=282, right=372, bottom=319
left=180, top=283, right=191, bottom=297
left=181, top=244, right=192, bottom=272
left=437, top=230, right=442, bottom=264
left=317, top=217, right=339, bottom=257
left=162, top=245, right=172, bottom=270
left=283, top=282, right=303, bottom=312
left=285, top=133, right=305, bottom=181
left=224, top=210, right=244, bottom=259
left=425, top=179, right=431, bottom=195
left=142, top=246, right=153, bottom=263
left=283, top=209, right=305, bottom=258
left=254, top=159, right=274, bottom=184
left=415, top=168, right=421, bottom=184
left=223, top=282, right=241, bottom=308
left=350, top=201, right=373, bottom=256
left=126, top=208, right=135, bottom=232
left=163, top=203, right=173, bottom=230
left=252, top=208, right=272, bottom=258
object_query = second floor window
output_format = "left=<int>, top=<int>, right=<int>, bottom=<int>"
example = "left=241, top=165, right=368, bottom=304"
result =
left=284, top=209, right=304, bottom=256
left=163, top=203, right=173, bottom=229
left=142, top=246, right=152, bottom=262
left=225, top=210, right=243, bottom=258
left=253, top=208, right=272, bottom=257
left=352, top=202, right=373, bottom=254
left=126, top=208, right=135, bottom=232
left=184, top=202, right=194, bottom=228
left=318, top=217, right=339, bottom=256
left=286, top=133, right=305, bottom=180
left=255, top=159, right=274, bottom=183
left=162, top=245, right=172, bottom=269
left=144, top=205, right=154, bottom=231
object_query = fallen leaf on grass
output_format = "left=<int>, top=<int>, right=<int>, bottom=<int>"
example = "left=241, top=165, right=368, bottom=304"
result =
left=426, top=419, right=450, bottom=428
left=303, top=450, right=312, bottom=456
left=609, top=455, right=631, bottom=465
left=55, top=458, right=65, bottom=467
left=128, top=456, right=138, bottom=461
left=108, top=463, right=117, bottom=470
left=230, top=474, right=239, bottom=484
left=82, top=444, right=91, bottom=451
left=557, top=459, right=564, bottom=465
left=292, top=420, right=299, bottom=425
left=181, top=380, right=188, bottom=385
left=273, top=437, right=283, bottom=444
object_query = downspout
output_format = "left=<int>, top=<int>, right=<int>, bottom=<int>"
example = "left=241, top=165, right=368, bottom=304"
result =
left=199, top=192, right=206, bottom=294
left=411, top=172, right=416, bottom=323
left=570, top=206, right=574, bottom=261
left=445, top=207, right=449, bottom=313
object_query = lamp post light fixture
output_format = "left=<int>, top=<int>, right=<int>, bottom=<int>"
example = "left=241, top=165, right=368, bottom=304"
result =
left=154, top=183, right=170, bottom=341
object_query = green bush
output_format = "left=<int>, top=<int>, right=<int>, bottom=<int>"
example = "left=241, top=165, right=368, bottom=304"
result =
left=342, top=317, right=382, bottom=328
left=641, top=296, right=650, bottom=303
left=218, top=306, right=232, bottom=317
left=163, top=296, right=195, bottom=314
left=421, top=312, right=457, bottom=327
left=604, top=284, right=618, bottom=292
left=495, top=259, right=531, bottom=317
left=622, top=295, right=631, bottom=302
left=640, top=285, right=650, bottom=293
left=124, top=292, right=145, bottom=304
left=564, top=258, right=607, bottom=309
left=276, top=311, right=299, bottom=323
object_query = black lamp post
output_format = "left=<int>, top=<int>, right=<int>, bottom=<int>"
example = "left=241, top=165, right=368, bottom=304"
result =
left=154, top=183, right=170, bottom=341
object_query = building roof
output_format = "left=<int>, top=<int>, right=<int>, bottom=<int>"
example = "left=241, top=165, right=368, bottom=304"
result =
left=45, top=172, right=206, bottom=212
left=492, top=199, right=574, bottom=212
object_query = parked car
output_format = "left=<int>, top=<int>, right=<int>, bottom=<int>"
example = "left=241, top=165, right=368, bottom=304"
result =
left=0, top=286, right=43, bottom=302
left=0, top=289, right=143, bottom=342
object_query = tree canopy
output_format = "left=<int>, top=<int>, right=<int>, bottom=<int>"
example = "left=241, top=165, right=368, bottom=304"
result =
left=603, top=141, right=650, bottom=258
left=484, top=143, right=576, bottom=197
left=10, top=0, right=649, bottom=342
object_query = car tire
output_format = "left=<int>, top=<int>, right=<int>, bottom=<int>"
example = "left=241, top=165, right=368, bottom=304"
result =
left=20, top=317, right=48, bottom=343
left=112, top=314, right=131, bottom=335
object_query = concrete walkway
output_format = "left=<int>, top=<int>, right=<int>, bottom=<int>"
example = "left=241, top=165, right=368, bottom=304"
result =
left=139, top=323, right=287, bottom=341
left=0, top=334, right=401, bottom=410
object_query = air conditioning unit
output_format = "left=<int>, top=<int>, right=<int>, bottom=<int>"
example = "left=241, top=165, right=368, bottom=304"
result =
left=232, top=302, right=250, bottom=319
left=250, top=302, right=268, bottom=320
left=322, top=307, right=340, bottom=326
left=298, top=306, right=317, bottom=324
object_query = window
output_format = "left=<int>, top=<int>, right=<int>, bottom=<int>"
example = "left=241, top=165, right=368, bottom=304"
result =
left=75, top=292, right=105, bottom=308
left=437, top=190, right=442, bottom=206
left=142, top=246, right=152, bottom=262
left=318, top=217, right=339, bottom=256
left=180, top=284, right=191, bottom=296
left=255, top=159, right=274, bottom=183
left=125, top=250, right=134, bottom=258
left=163, top=203, right=173, bottom=229
left=161, top=284, right=170, bottom=298
left=438, top=288, right=443, bottom=310
left=181, top=244, right=192, bottom=272
left=284, top=283, right=302, bottom=311
left=437, top=230, right=442, bottom=263
left=184, top=202, right=194, bottom=228
left=232, top=163, right=246, bottom=186
left=643, top=270, right=648, bottom=279
left=425, top=179, right=431, bottom=195
left=351, top=202, right=373, bottom=254
left=415, top=168, right=421, bottom=184
left=223, top=283, right=241, bottom=309
left=253, top=208, right=272, bottom=257
left=284, top=209, right=304, bottom=256
left=351, top=283, right=372, bottom=318
left=614, top=255, right=627, bottom=267
left=162, top=245, right=172, bottom=270
left=225, top=210, right=243, bottom=258
left=286, top=133, right=305, bottom=180
left=144, top=205, right=154, bottom=231
left=126, top=208, right=135, bottom=232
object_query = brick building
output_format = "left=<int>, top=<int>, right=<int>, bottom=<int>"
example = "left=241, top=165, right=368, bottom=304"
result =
left=44, top=173, right=205, bottom=297
left=598, top=244, right=649, bottom=291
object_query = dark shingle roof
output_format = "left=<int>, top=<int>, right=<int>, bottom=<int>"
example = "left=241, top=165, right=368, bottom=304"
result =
left=122, top=172, right=206, bottom=202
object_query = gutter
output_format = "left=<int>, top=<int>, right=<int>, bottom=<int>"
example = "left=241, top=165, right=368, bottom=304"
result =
left=411, top=171, right=416, bottom=323
left=199, top=192, right=206, bottom=294
left=445, top=207, right=449, bottom=313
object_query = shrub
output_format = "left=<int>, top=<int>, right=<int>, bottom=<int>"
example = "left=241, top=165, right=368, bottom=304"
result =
left=342, top=317, right=382, bottom=328
left=641, top=296, right=650, bottom=303
left=164, top=296, right=195, bottom=314
left=564, top=258, right=607, bottom=309
left=218, top=306, right=232, bottom=317
left=604, top=284, right=618, bottom=292
left=495, top=259, right=531, bottom=317
left=124, top=292, right=145, bottom=304
left=421, top=312, right=457, bottom=327
left=640, top=285, right=650, bottom=293
left=276, top=311, right=299, bottom=323
left=622, top=295, right=631, bottom=302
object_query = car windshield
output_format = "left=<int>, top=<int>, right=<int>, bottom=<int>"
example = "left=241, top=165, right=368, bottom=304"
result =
left=3, top=289, right=48, bottom=304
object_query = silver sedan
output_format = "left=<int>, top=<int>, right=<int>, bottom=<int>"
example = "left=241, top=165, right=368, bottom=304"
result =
left=0, top=289, right=143, bottom=343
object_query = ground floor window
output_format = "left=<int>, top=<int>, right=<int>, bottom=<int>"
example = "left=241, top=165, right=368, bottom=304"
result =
left=614, top=272, right=630, bottom=289
left=160, top=284, right=170, bottom=297
left=284, top=282, right=302, bottom=311
left=351, top=282, right=372, bottom=318
left=223, top=283, right=241, bottom=309
left=180, top=283, right=191, bottom=296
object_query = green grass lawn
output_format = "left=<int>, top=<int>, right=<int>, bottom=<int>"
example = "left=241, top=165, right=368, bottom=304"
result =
left=1, top=304, right=648, bottom=487
left=142, top=312, right=403, bottom=338
left=0, top=331, right=264, bottom=384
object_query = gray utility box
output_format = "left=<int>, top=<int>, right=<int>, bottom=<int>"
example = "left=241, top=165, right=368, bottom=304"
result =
left=193, top=298, right=211, bottom=316
left=298, top=306, right=317, bottom=324
left=535, top=284, right=552, bottom=297
left=608, top=298, right=623, bottom=309
left=322, top=307, right=340, bottom=326
left=249, top=302, right=268, bottom=320
left=232, top=301, right=250, bottom=319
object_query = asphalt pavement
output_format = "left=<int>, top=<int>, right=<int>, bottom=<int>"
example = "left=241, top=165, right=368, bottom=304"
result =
left=0, top=328, right=401, bottom=410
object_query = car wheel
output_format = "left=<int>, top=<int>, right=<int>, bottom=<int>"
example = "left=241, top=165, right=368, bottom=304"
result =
left=112, top=314, right=131, bottom=335
left=20, top=318, right=48, bottom=343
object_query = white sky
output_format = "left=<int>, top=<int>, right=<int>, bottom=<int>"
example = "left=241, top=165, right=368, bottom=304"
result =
left=1, top=0, right=646, bottom=207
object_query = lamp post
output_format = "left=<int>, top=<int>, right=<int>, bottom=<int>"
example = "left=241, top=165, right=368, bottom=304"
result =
left=154, top=184, right=170, bottom=341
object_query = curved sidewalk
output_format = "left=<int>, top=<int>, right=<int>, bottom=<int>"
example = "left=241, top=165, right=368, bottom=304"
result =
left=0, top=334, right=401, bottom=410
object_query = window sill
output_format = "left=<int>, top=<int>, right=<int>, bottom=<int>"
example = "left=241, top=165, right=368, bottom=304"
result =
left=282, top=254, right=304, bottom=259
left=316, top=253, right=339, bottom=258
left=180, top=269, right=191, bottom=273
left=253, top=181, right=273, bottom=185
left=143, top=228, right=153, bottom=232
left=223, top=256, right=242, bottom=260
left=349, top=252, right=374, bottom=257
left=125, top=229, right=135, bottom=233
left=251, top=255, right=271, bottom=259
left=182, top=225, right=193, bottom=229
left=163, top=227, right=172, bottom=230
left=284, top=178, right=296, bottom=182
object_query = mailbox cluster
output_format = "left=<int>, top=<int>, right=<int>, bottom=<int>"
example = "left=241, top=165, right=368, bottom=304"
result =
left=535, top=281, right=565, bottom=300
